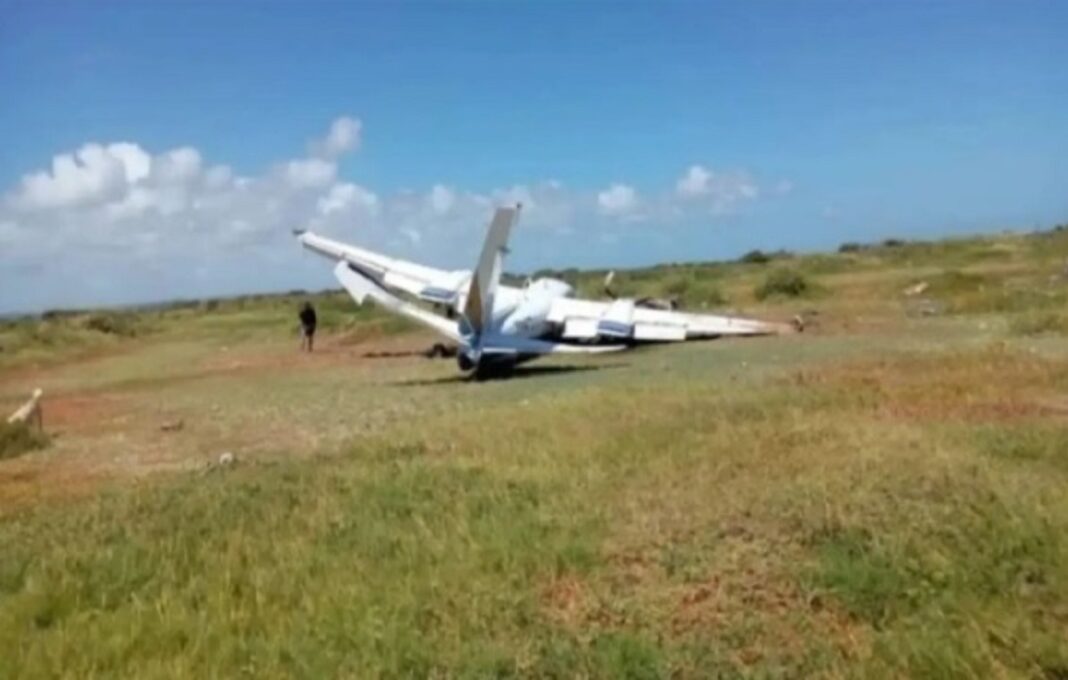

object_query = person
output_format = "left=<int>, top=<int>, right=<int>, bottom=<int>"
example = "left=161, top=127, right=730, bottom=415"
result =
left=299, top=301, right=317, bottom=352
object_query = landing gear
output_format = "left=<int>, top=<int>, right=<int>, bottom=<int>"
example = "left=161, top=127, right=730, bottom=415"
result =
left=457, top=352, right=476, bottom=372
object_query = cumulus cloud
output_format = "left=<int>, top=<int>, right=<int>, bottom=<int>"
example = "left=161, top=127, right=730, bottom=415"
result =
left=313, top=116, right=362, bottom=159
left=284, top=158, right=336, bottom=189
left=9, top=142, right=151, bottom=211
left=676, top=165, right=712, bottom=198
left=0, top=114, right=776, bottom=313
left=597, top=183, right=638, bottom=216
left=674, top=164, right=760, bottom=214
left=318, top=182, right=379, bottom=216
left=428, top=184, right=455, bottom=215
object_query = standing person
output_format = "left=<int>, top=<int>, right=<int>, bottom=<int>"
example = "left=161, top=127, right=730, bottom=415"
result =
left=299, top=301, right=317, bottom=352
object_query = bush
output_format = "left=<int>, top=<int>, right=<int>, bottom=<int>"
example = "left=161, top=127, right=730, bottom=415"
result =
left=882, top=238, right=907, bottom=248
left=0, top=421, right=49, bottom=460
left=1010, top=311, right=1068, bottom=336
left=739, top=249, right=771, bottom=264
left=83, top=312, right=140, bottom=337
left=755, top=268, right=811, bottom=300
left=931, top=270, right=988, bottom=295
left=838, top=242, right=865, bottom=254
left=663, top=276, right=691, bottom=297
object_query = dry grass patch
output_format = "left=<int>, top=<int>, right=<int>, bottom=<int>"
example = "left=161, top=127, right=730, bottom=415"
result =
left=790, top=345, right=1068, bottom=424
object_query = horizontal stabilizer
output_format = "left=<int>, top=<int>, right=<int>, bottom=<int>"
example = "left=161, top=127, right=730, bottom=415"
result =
left=334, top=261, right=461, bottom=343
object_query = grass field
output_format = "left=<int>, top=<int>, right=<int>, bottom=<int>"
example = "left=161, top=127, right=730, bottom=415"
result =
left=1, top=228, right=1068, bottom=677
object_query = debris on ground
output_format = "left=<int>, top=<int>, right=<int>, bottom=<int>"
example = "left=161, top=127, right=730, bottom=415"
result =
left=160, top=419, right=184, bottom=433
left=7, top=388, right=43, bottom=430
left=424, top=343, right=458, bottom=359
left=905, top=299, right=945, bottom=317
left=2, top=389, right=48, bottom=460
left=792, top=309, right=821, bottom=332
left=903, top=281, right=930, bottom=296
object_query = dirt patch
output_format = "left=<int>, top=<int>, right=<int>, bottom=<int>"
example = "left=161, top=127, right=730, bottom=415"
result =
left=45, top=393, right=127, bottom=434
left=198, top=331, right=439, bottom=376
left=0, top=457, right=112, bottom=513
left=542, top=574, right=590, bottom=629
left=0, top=331, right=440, bottom=513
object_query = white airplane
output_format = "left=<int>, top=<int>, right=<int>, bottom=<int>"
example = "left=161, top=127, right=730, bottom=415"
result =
left=297, top=205, right=789, bottom=377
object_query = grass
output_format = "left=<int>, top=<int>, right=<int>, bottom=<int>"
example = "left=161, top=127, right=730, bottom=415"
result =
left=2, top=224, right=1068, bottom=675
left=0, top=289, right=414, bottom=371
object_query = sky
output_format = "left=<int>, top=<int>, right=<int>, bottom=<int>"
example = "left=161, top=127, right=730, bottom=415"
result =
left=1, top=1, right=1066, bottom=313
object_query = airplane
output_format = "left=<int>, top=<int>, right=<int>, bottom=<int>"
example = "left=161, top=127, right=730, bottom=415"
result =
left=296, top=205, right=791, bottom=378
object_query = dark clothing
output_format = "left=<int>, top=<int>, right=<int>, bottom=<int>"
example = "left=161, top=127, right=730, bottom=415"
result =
left=299, top=306, right=317, bottom=332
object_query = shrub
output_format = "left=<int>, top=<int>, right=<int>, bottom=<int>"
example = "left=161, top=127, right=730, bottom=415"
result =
left=755, top=268, right=810, bottom=300
left=739, top=249, right=771, bottom=264
left=882, top=238, right=907, bottom=248
left=0, top=421, right=49, bottom=460
left=663, top=276, right=691, bottom=297
left=83, top=313, right=139, bottom=337
left=1010, top=311, right=1068, bottom=336
left=838, top=242, right=864, bottom=253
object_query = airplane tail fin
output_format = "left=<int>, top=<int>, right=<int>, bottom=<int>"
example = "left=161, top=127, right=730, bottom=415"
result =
left=461, top=205, right=520, bottom=335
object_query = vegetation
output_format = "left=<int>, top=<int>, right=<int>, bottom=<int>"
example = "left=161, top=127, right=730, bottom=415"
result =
left=738, top=248, right=771, bottom=264
left=754, top=268, right=811, bottom=300
left=0, top=422, right=49, bottom=460
left=0, top=289, right=413, bottom=370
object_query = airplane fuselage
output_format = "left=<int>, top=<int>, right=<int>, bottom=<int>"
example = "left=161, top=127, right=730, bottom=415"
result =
left=465, top=277, right=574, bottom=341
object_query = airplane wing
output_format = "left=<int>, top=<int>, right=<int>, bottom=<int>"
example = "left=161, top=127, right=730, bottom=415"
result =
left=298, top=231, right=470, bottom=305
left=334, top=260, right=462, bottom=343
left=546, top=296, right=790, bottom=342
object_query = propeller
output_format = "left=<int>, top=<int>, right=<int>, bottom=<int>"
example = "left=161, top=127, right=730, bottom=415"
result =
left=604, top=270, right=617, bottom=299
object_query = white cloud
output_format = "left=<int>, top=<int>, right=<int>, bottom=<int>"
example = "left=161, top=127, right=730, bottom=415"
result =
left=204, top=165, right=234, bottom=189
left=428, top=184, right=455, bottom=214
left=674, top=164, right=759, bottom=214
left=155, top=147, right=202, bottom=183
left=676, top=165, right=713, bottom=197
left=284, top=158, right=336, bottom=189
left=318, top=182, right=379, bottom=216
left=8, top=142, right=152, bottom=211
left=401, top=227, right=422, bottom=245
left=597, top=183, right=638, bottom=216
left=314, top=116, right=362, bottom=159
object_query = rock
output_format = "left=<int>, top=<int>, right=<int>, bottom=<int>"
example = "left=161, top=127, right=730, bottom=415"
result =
left=218, top=452, right=236, bottom=466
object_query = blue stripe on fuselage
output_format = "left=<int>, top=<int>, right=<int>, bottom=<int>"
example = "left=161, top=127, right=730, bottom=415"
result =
left=420, top=286, right=456, bottom=302
left=597, top=320, right=632, bottom=337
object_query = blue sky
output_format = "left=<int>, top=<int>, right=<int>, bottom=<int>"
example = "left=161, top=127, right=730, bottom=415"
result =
left=1, top=1, right=1066, bottom=312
